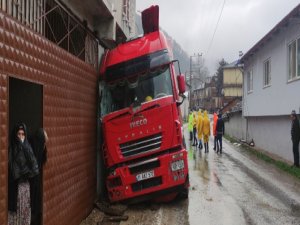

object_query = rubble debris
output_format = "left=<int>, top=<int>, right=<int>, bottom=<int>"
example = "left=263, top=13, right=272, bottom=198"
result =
left=94, top=201, right=127, bottom=216
left=104, top=215, right=129, bottom=222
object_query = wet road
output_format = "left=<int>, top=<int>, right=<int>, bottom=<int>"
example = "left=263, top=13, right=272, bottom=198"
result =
left=120, top=126, right=300, bottom=225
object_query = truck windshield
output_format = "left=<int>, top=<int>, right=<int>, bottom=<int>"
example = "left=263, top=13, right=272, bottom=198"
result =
left=101, top=65, right=173, bottom=115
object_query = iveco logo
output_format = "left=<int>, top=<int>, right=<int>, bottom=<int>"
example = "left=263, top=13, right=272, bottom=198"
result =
left=130, top=118, right=148, bottom=129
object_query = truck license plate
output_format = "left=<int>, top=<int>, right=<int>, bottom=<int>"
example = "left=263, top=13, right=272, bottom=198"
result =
left=136, top=170, right=154, bottom=181
left=171, top=160, right=184, bottom=171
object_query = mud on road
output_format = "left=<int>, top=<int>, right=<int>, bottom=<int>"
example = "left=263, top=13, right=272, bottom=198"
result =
left=80, top=198, right=189, bottom=225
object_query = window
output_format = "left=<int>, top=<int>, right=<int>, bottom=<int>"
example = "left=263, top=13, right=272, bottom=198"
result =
left=263, top=59, right=271, bottom=86
left=123, top=0, right=130, bottom=21
left=247, top=70, right=253, bottom=93
left=288, top=39, right=300, bottom=80
left=0, top=0, right=98, bottom=68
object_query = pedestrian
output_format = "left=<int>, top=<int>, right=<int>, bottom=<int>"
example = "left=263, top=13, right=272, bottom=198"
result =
left=192, top=112, right=198, bottom=146
left=30, top=128, right=48, bottom=225
left=202, top=111, right=210, bottom=153
left=213, top=111, right=218, bottom=151
left=216, top=113, right=225, bottom=154
left=197, top=110, right=203, bottom=149
left=291, top=110, right=300, bottom=167
left=188, top=111, right=193, bottom=141
left=8, top=123, right=39, bottom=225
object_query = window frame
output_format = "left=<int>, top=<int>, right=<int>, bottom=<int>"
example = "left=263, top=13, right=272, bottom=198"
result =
left=247, top=69, right=253, bottom=94
left=288, top=39, right=300, bottom=81
left=263, top=58, right=271, bottom=87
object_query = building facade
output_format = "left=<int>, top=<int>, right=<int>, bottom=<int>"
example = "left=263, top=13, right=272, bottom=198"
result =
left=222, top=61, right=243, bottom=106
left=0, top=0, right=136, bottom=225
left=241, top=4, right=300, bottom=163
left=192, top=76, right=221, bottom=112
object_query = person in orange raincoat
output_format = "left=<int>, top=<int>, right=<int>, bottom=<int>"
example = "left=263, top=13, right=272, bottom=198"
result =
left=197, top=110, right=203, bottom=149
left=202, top=111, right=210, bottom=153
left=213, top=111, right=218, bottom=151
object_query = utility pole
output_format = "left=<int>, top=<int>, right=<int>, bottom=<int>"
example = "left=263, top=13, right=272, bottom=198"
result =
left=189, top=53, right=203, bottom=110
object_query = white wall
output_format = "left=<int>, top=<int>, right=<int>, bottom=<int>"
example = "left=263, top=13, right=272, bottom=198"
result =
left=224, top=111, right=247, bottom=141
left=246, top=116, right=293, bottom=163
left=225, top=112, right=294, bottom=164
left=243, top=22, right=300, bottom=117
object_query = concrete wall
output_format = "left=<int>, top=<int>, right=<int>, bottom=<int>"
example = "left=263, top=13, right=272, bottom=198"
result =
left=225, top=112, right=294, bottom=163
left=246, top=115, right=293, bottom=163
left=224, top=111, right=247, bottom=141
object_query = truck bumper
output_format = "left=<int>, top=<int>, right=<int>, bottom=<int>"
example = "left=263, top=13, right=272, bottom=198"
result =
left=106, top=149, right=189, bottom=203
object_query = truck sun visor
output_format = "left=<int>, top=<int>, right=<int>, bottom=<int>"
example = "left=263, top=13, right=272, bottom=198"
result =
left=142, top=5, right=159, bottom=34
left=105, top=50, right=171, bottom=83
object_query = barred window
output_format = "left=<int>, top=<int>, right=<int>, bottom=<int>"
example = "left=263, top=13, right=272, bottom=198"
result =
left=0, top=0, right=45, bottom=34
left=0, top=0, right=98, bottom=68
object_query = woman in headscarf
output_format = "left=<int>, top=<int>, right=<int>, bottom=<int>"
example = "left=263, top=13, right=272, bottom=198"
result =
left=202, top=111, right=211, bottom=153
left=8, top=123, right=39, bottom=225
left=30, top=128, right=48, bottom=225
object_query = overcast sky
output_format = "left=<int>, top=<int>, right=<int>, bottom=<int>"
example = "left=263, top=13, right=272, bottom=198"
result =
left=136, top=0, right=300, bottom=75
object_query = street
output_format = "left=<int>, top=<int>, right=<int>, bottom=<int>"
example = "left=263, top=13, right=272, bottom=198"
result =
left=118, top=126, right=300, bottom=225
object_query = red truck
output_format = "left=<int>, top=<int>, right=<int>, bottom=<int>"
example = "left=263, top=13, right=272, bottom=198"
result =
left=99, top=5, right=189, bottom=203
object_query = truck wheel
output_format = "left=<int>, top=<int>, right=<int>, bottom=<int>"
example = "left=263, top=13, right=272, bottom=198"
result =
left=178, top=187, right=189, bottom=199
left=182, top=135, right=186, bottom=148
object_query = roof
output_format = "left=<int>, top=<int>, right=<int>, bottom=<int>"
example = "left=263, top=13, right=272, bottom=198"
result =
left=241, top=4, right=300, bottom=63
left=222, top=60, right=242, bottom=69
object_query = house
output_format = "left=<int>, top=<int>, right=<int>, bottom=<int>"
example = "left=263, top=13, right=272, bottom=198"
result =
left=192, top=76, right=221, bottom=112
left=0, top=1, right=136, bottom=225
left=241, top=4, right=300, bottom=163
left=222, top=61, right=243, bottom=107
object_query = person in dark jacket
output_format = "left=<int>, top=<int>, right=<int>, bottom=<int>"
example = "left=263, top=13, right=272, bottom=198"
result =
left=8, top=123, right=39, bottom=225
left=216, top=113, right=225, bottom=154
left=291, top=110, right=300, bottom=167
left=30, top=128, right=48, bottom=225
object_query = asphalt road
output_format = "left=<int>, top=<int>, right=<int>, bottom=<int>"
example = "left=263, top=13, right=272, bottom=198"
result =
left=119, top=126, right=300, bottom=225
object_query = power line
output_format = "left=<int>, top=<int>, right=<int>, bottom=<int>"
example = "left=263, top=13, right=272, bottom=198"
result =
left=206, top=0, right=226, bottom=55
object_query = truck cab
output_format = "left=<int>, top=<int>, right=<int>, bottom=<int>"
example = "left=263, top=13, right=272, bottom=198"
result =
left=99, top=6, right=189, bottom=203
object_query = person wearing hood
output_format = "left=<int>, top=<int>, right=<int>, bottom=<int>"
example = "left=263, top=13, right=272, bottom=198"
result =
left=213, top=112, right=218, bottom=151
left=197, top=110, right=203, bottom=149
left=192, top=112, right=198, bottom=146
left=291, top=110, right=300, bottom=167
left=8, top=123, right=39, bottom=225
left=216, top=113, right=225, bottom=154
left=188, top=111, right=193, bottom=141
left=202, top=111, right=211, bottom=153
left=30, top=128, right=48, bottom=225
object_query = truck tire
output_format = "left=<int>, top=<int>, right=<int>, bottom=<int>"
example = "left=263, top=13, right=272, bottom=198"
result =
left=182, top=135, right=186, bottom=148
left=178, top=187, right=189, bottom=199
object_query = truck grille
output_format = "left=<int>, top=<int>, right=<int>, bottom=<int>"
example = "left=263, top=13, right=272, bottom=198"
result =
left=120, top=133, right=162, bottom=158
left=131, top=177, right=162, bottom=192
left=129, top=158, right=160, bottom=174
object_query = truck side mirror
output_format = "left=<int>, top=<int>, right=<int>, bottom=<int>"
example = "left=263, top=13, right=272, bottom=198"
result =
left=177, top=74, right=186, bottom=94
